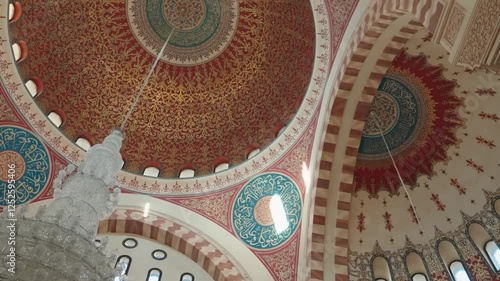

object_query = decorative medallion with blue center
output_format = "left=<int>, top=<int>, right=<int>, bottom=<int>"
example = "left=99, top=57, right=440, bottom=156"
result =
left=0, top=126, right=50, bottom=206
left=359, top=74, right=426, bottom=162
left=232, top=173, right=302, bottom=250
left=128, top=0, right=238, bottom=65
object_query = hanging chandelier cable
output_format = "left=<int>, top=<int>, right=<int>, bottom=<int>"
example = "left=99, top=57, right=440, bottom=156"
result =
left=372, top=112, right=439, bottom=260
left=120, top=29, right=174, bottom=131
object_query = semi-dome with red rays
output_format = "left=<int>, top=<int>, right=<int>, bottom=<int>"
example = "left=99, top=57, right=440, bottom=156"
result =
left=354, top=50, right=464, bottom=196
left=10, top=0, right=315, bottom=177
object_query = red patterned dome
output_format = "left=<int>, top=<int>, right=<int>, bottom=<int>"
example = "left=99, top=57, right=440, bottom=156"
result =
left=11, top=0, right=315, bottom=177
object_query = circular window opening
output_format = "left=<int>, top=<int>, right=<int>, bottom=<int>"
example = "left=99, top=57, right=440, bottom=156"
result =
left=152, top=249, right=167, bottom=260
left=122, top=238, right=138, bottom=249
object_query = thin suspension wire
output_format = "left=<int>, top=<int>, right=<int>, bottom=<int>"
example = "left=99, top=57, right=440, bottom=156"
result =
left=372, top=113, right=439, bottom=260
left=120, top=29, right=174, bottom=131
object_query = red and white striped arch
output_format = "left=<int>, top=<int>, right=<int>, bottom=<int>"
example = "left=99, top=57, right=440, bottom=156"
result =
left=308, top=0, right=444, bottom=280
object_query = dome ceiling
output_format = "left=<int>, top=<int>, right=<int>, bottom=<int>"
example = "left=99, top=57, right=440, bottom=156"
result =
left=11, top=0, right=315, bottom=177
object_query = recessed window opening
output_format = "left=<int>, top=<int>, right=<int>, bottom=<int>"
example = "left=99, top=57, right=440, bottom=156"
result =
left=11, top=41, right=27, bottom=62
left=449, top=261, right=470, bottom=281
left=180, top=273, right=194, bottom=281
left=48, top=111, right=63, bottom=127
left=8, top=2, right=22, bottom=23
left=152, top=250, right=167, bottom=260
left=8, top=3, right=15, bottom=21
left=114, top=255, right=132, bottom=280
left=213, top=157, right=229, bottom=173
left=143, top=167, right=160, bottom=177
left=179, top=168, right=195, bottom=178
left=485, top=240, right=500, bottom=271
left=406, top=251, right=429, bottom=281
left=24, top=77, right=43, bottom=97
left=25, top=80, right=37, bottom=97
left=412, top=273, right=427, bottom=281
left=76, top=137, right=92, bottom=151
left=372, top=256, right=392, bottom=281
left=147, top=268, right=162, bottom=281
left=12, top=43, right=21, bottom=61
left=214, top=162, right=229, bottom=172
left=278, top=126, right=286, bottom=136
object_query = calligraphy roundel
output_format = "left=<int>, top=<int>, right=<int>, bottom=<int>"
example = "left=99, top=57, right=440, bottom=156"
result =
left=232, top=173, right=302, bottom=250
left=127, top=0, right=239, bottom=65
left=0, top=126, right=51, bottom=206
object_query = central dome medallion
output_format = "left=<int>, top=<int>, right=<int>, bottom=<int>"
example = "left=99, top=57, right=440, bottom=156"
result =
left=127, top=0, right=238, bottom=65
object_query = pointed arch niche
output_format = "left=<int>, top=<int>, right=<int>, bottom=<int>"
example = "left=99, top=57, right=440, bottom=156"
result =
left=405, top=251, right=430, bottom=281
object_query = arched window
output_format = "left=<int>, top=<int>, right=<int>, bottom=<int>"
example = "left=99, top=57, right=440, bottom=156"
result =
left=438, top=240, right=472, bottom=281
left=468, top=223, right=498, bottom=271
left=179, top=169, right=195, bottom=178
left=120, top=152, right=127, bottom=169
left=245, top=144, right=260, bottom=159
left=247, top=148, right=260, bottom=159
left=406, top=251, right=429, bottom=281
left=213, top=157, right=229, bottom=173
left=8, top=2, right=22, bottom=23
left=495, top=198, right=499, bottom=217
left=180, top=273, right=194, bottom=281
left=485, top=240, right=500, bottom=271
left=146, top=268, right=162, bottom=281
left=25, top=80, right=37, bottom=97
left=114, top=255, right=132, bottom=278
left=277, top=125, right=286, bottom=136
left=214, top=162, right=229, bottom=172
left=48, top=111, right=64, bottom=127
left=151, top=250, right=167, bottom=260
left=273, top=123, right=286, bottom=137
left=25, top=77, right=43, bottom=97
left=412, top=273, right=428, bottom=281
left=11, top=41, right=27, bottom=62
left=76, top=136, right=92, bottom=151
left=12, top=43, right=21, bottom=61
left=143, top=167, right=160, bottom=177
left=449, top=261, right=470, bottom=281
left=372, top=256, right=392, bottom=281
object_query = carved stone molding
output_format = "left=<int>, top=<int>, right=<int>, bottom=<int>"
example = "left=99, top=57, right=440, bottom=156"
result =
left=443, top=3, right=466, bottom=47
left=457, top=0, right=500, bottom=67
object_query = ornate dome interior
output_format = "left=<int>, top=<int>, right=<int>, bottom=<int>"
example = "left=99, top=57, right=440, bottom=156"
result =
left=1, top=0, right=500, bottom=281
left=10, top=0, right=315, bottom=177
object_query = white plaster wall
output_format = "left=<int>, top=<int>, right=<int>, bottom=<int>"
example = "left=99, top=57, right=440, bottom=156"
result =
left=98, top=234, right=214, bottom=281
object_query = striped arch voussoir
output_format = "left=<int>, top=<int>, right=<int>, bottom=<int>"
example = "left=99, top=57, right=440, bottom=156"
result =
left=98, top=209, right=244, bottom=281
left=308, top=0, right=440, bottom=280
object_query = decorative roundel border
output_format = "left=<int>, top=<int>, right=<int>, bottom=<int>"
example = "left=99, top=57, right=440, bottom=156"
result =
left=0, top=125, right=51, bottom=206
left=126, top=0, right=240, bottom=66
left=231, top=172, right=302, bottom=250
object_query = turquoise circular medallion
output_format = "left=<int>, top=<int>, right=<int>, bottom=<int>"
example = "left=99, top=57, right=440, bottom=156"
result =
left=359, top=74, right=426, bottom=161
left=232, top=173, right=302, bottom=250
left=146, top=0, right=218, bottom=48
left=0, top=126, right=51, bottom=206
left=127, top=0, right=238, bottom=65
